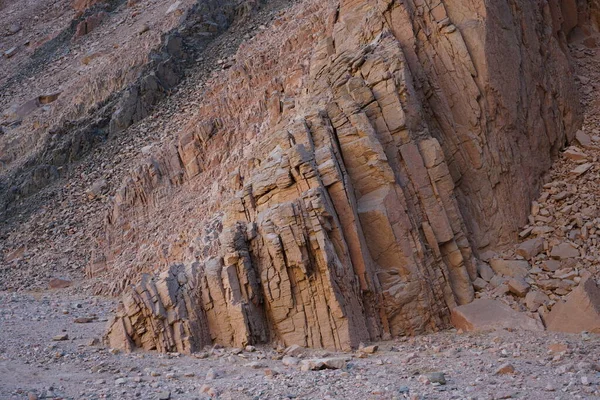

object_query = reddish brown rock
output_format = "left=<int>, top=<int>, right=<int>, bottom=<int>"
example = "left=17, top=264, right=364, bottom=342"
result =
left=508, top=278, right=530, bottom=297
left=550, top=242, right=580, bottom=260
left=525, top=291, right=550, bottom=311
left=450, top=299, right=544, bottom=332
left=516, top=238, right=544, bottom=260
left=546, top=278, right=600, bottom=334
left=48, top=278, right=72, bottom=289
left=489, top=259, right=529, bottom=279
left=99, top=0, right=580, bottom=351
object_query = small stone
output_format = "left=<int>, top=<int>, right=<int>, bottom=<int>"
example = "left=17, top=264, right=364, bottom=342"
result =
left=516, top=238, right=544, bottom=260
left=541, top=260, right=561, bottom=272
left=545, top=383, right=555, bottom=392
left=8, top=24, right=21, bottom=35
left=284, top=344, right=305, bottom=357
left=4, top=47, right=18, bottom=58
left=548, top=343, right=568, bottom=354
left=74, top=317, right=95, bottom=323
left=508, top=277, right=530, bottom=297
left=157, top=391, right=170, bottom=400
left=245, top=345, right=256, bottom=352
left=525, top=291, right=550, bottom=311
left=139, top=24, right=150, bottom=34
left=581, top=376, right=591, bottom=386
left=473, top=277, right=488, bottom=291
left=300, top=358, right=347, bottom=371
left=495, top=363, right=515, bottom=375
left=563, top=146, right=588, bottom=161
left=360, top=344, right=378, bottom=354
left=477, top=262, right=495, bottom=282
left=27, top=393, right=38, bottom=400
left=52, top=334, right=68, bottom=341
left=245, top=361, right=265, bottom=369
left=48, top=278, right=72, bottom=289
left=115, top=378, right=126, bottom=385
left=282, top=356, right=300, bottom=366
left=206, top=368, right=219, bottom=380
left=569, top=163, right=592, bottom=177
left=425, top=372, right=446, bottom=385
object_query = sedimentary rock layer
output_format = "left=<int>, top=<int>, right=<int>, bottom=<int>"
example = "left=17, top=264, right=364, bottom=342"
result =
left=103, top=0, right=583, bottom=351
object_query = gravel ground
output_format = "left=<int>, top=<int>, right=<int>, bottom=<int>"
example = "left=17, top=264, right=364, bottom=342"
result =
left=1, top=290, right=599, bottom=400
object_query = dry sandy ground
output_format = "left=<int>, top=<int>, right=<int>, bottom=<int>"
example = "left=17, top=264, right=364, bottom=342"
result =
left=1, top=289, right=599, bottom=400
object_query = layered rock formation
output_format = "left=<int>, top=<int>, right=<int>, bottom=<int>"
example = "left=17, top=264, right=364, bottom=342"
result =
left=104, top=0, right=585, bottom=352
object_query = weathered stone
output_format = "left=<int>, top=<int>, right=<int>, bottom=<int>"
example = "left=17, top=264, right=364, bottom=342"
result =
left=477, top=262, right=495, bottom=282
left=52, top=334, right=69, bottom=341
left=49, top=278, right=72, bottom=289
left=546, top=279, right=600, bottom=334
left=541, top=260, right=562, bottom=272
left=569, top=163, right=592, bottom=177
left=525, top=291, right=550, bottom=311
left=550, top=243, right=579, bottom=260
left=473, top=278, right=488, bottom=291
left=450, top=299, right=544, bottom=332
left=508, top=278, right=530, bottom=297
left=4, top=47, right=18, bottom=58
left=99, top=0, right=581, bottom=352
left=516, top=238, right=544, bottom=260
left=495, top=363, right=515, bottom=375
left=300, top=358, right=348, bottom=371
left=489, top=259, right=529, bottom=279
left=563, top=146, right=587, bottom=161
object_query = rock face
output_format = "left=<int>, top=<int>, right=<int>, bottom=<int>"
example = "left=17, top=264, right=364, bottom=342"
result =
left=101, top=0, right=583, bottom=351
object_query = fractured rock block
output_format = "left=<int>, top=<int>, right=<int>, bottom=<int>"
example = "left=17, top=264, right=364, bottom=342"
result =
left=546, top=278, right=600, bottom=334
left=450, top=299, right=544, bottom=332
left=489, top=259, right=529, bottom=279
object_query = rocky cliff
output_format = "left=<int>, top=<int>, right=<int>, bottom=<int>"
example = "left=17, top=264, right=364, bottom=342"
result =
left=100, top=0, right=588, bottom=353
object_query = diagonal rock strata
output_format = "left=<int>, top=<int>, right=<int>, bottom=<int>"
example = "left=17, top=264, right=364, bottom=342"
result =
left=103, top=0, right=583, bottom=351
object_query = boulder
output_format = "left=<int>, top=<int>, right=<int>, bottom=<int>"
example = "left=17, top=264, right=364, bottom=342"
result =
left=477, top=262, right=495, bottom=282
left=299, top=358, right=348, bottom=371
left=508, top=278, right=530, bottom=297
left=541, top=259, right=562, bottom=272
left=550, top=243, right=579, bottom=260
left=545, top=279, right=600, bottom=334
left=450, top=299, right=544, bottom=332
left=516, top=238, right=544, bottom=260
left=563, top=146, right=587, bottom=161
left=489, top=259, right=529, bottom=279
left=525, top=291, right=550, bottom=311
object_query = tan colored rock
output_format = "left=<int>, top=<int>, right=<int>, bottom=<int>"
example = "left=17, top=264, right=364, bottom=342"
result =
left=97, top=0, right=580, bottom=352
left=550, top=242, right=579, bottom=259
left=546, top=278, right=600, bottom=334
left=575, top=130, right=596, bottom=149
left=508, top=278, right=530, bottom=297
left=563, top=146, right=587, bottom=161
left=300, top=358, right=348, bottom=371
left=495, top=363, right=515, bottom=375
left=541, top=259, right=562, bottom=272
left=450, top=299, right=544, bottom=332
left=48, top=278, right=72, bottom=289
left=489, top=259, right=529, bottom=279
left=525, top=291, right=550, bottom=311
left=569, top=163, right=592, bottom=177
left=516, top=238, right=544, bottom=260
left=472, top=278, right=488, bottom=291
left=477, top=262, right=495, bottom=282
